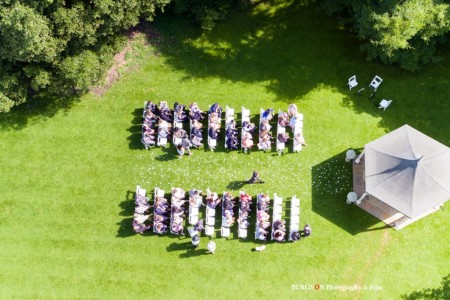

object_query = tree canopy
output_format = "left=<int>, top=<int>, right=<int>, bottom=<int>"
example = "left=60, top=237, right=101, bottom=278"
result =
left=0, top=0, right=449, bottom=112
left=0, top=0, right=171, bottom=112
left=322, top=0, right=450, bottom=71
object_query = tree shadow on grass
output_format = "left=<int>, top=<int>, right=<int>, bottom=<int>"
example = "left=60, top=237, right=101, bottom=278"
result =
left=0, top=94, right=80, bottom=131
left=147, top=1, right=450, bottom=144
left=311, top=150, right=387, bottom=235
left=401, top=274, right=449, bottom=300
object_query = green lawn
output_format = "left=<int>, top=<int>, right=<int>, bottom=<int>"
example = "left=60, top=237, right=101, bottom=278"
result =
left=0, top=1, right=449, bottom=299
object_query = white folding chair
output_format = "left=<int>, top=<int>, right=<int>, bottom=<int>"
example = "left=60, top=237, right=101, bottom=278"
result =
left=206, top=207, right=216, bottom=217
left=347, top=75, right=358, bottom=90
left=208, top=136, right=217, bottom=150
left=379, top=99, right=392, bottom=111
left=238, top=228, right=247, bottom=239
left=157, top=136, right=168, bottom=147
left=206, top=216, right=215, bottom=226
left=155, top=187, right=165, bottom=198
left=369, top=75, right=383, bottom=91
left=205, top=225, right=214, bottom=236
left=173, top=137, right=182, bottom=146
left=189, top=214, right=199, bottom=225
left=221, top=226, right=230, bottom=238
left=289, top=196, right=300, bottom=241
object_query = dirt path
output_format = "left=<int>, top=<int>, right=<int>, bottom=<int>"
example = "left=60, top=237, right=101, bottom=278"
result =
left=90, top=27, right=160, bottom=97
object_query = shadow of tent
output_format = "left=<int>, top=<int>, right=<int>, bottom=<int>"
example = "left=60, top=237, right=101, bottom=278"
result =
left=311, top=150, right=386, bottom=235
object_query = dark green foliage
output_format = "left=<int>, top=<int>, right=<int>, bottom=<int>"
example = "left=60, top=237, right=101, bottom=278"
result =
left=0, top=0, right=171, bottom=112
left=322, top=0, right=450, bottom=71
left=171, top=0, right=251, bottom=30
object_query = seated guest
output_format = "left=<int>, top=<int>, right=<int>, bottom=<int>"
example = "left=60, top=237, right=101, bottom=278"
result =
left=273, top=219, right=286, bottom=232
left=238, top=218, right=250, bottom=228
left=262, top=108, right=274, bottom=120
left=172, top=188, right=185, bottom=199
left=135, top=195, right=149, bottom=205
left=257, top=210, right=270, bottom=222
left=135, top=203, right=150, bottom=214
left=259, top=119, right=271, bottom=132
left=209, top=112, right=219, bottom=124
left=134, top=213, right=150, bottom=224
left=206, top=196, right=221, bottom=209
left=191, top=135, right=203, bottom=148
left=239, top=210, right=249, bottom=220
left=257, top=134, right=271, bottom=151
left=226, top=137, right=239, bottom=150
left=133, top=220, right=151, bottom=234
left=273, top=229, right=286, bottom=242
left=226, top=126, right=238, bottom=138
left=242, top=121, right=256, bottom=133
left=223, top=210, right=235, bottom=225
left=173, top=127, right=187, bottom=139
left=144, top=110, right=157, bottom=124
left=189, top=103, right=204, bottom=120
left=288, top=103, right=298, bottom=117
left=189, top=189, right=200, bottom=198
left=154, top=214, right=169, bottom=223
left=193, top=219, right=204, bottom=232
left=209, top=103, right=222, bottom=115
left=291, top=231, right=301, bottom=242
left=155, top=222, right=168, bottom=234
left=155, top=204, right=168, bottom=216
left=294, top=132, right=308, bottom=146
left=259, top=220, right=271, bottom=229
left=191, top=127, right=203, bottom=139
left=240, top=192, right=252, bottom=203
left=142, top=133, right=156, bottom=146
left=208, top=125, right=219, bottom=139
left=242, top=132, right=254, bottom=149
left=256, top=227, right=268, bottom=240
left=278, top=112, right=290, bottom=127
left=277, top=132, right=289, bottom=143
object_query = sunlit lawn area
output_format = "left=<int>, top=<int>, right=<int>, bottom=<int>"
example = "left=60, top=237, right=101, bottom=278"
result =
left=0, top=1, right=449, bottom=299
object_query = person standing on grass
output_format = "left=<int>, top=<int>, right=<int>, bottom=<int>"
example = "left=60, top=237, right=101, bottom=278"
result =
left=302, top=224, right=311, bottom=237
left=246, top=171, right=265, bottom=184
left=191, top=234, right=200, bottom=249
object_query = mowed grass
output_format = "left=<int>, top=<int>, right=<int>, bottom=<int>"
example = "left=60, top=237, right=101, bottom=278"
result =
left=1, top=1, right=449, bottom=299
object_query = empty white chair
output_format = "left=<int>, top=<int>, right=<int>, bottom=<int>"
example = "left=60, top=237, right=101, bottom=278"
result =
left=157, top=136, right=168, bottom=147
left=221, top=226, right=230, bottom=238
left=289, top=196, right=300, bottom=241
left=379, top=99, right=392, bottom=111
left=369, top=75, right=383, bottom=91
left=205, top=225, right=214, bottom=236
left=347, top=75, right=358, bottom=90
left=206, top=216, right=215, bottom=226
left=206, top=207, right=216, bottom=217
left=238, top=228, right=247, bottom=239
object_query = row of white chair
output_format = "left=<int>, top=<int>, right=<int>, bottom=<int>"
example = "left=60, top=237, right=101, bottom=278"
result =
left=271, top=193, right=284, bottom=242
left=288, top=196, right=300, bottom=241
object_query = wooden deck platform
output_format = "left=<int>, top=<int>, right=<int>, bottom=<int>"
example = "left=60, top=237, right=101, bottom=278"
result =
left=352, top=157, right=407, bottom=229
